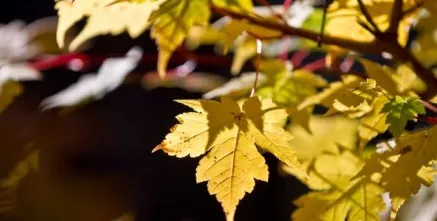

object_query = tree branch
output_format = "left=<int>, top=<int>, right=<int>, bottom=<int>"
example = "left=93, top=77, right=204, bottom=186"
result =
left=357, top=0, right=382, bottom=33
left=388, top=0, right=404, bottom=33
left=210, top=4, right=437, bottom=100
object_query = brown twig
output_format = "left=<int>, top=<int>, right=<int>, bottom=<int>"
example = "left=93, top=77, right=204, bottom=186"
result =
left=356, top=0, right=382, bottom=33
left=318, top=0, right=328, bottom=47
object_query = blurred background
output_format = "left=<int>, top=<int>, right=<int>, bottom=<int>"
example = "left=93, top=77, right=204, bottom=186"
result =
left=0, top=0, right=310, bottom=221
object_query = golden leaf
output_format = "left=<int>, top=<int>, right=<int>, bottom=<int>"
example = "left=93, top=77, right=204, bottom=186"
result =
left=154, top=96, right=305, bottom=220
left=292, top=152, right=385, bottom=221
left=358, top=95, right=390, bottom=148
left=356, top=126, right=437, bottom=220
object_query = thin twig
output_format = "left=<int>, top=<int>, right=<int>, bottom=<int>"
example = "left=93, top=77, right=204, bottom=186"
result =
left=250, top=39, right=263, bottom=97
left=420, top=100, right=437, bottom=113
left=318, top=0, right=328, bottom=47
left=255, top=0, right=288, bottom=24
left=356, top=0, right=382, bottom=33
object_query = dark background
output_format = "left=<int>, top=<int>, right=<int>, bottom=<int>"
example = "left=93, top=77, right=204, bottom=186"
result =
left=0, top=1, right=309, bottom=221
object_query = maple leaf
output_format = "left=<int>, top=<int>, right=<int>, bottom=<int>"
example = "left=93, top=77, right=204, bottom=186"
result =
left=356, top=126, right=437, bottom=220
left=150, top=0, right=211, bottom=78
left=381, top=96, right=425, bottom=137
left=55, top=0, right=166, bottom=50
left=358, top=95, right=390, bottom=149
left=358, top=58, right=404, bottom=95
left=55, top=0, right=252, bottom=77
left=292, top=151, right=386, bottom=221
left=153, top=96, right=305, bottom=221
left=329, top=78, right=382, bottom=118
left=297, top=75, right=363, bottom=113
left=282, top=115, right=359, bottom=187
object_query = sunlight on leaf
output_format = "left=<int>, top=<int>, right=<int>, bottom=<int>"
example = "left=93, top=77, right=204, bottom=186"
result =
left=153, top=96, right=306, bottom=221
left=381, top=96, right=425, bottom=137
left=356, top=126, right=437, bottom=220
left=358, top=95, right=390, bottom=149
left=293, top=151, right=385, bottom=221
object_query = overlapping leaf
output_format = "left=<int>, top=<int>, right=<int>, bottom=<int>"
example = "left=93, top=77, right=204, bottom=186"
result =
left=281, top=115, right=385, bottom=221
left=153, top=96, right=305, bottom=221
left=356, top=126, right=437, bottom=219
left=292, top=152, right=385, bottom=221
left=298, top=75, right=364, bottom=113
left=283, top=115, right=359, bottom=187
left=204, top=59, right=327, bottom=132
left=381, top=96, right=425, bottom=137
left=55, top=0, right=253, bottom=77
left=358, top=95, right=390, bottom=148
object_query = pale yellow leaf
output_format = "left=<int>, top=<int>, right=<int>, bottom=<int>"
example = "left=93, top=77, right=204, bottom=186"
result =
left=285, top=115, right=359, bottom=162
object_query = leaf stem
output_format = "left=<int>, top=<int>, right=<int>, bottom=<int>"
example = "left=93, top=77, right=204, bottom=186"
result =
left=317, top=0, right=328, bottom=47
left=250, top=39, right=263, bottom=97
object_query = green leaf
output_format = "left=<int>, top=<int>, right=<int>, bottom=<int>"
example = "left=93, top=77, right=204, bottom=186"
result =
left=382, top=96, right=426, bottom=137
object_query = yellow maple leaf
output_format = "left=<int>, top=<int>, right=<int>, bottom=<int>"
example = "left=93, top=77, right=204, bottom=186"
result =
left=358, top=58, right=404, bottom=95
left=329, top=78, right=382, bottom=118
left=282, top=115, right=359, bottom=187
left=292, top=151, right=386, bottom=221
left=358, top=95, right=390, bottom=149
left=153, top=96, right=305, bottom=221
left=356, top=126, right=437, bottom=220
left=56, top=0, right=166, bottom=50
left=56, top=0, right=253, bottom=77
left=150, top=0, right=211, bottom=78
left=0, top=81, right=23, bottom=114
left=297, top=75, right=364, bottom=113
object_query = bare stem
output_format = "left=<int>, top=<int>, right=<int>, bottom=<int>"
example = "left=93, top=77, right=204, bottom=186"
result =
left=318, top=0, right=328, bottom=47
left=250, top=39, right=263, bottom=97
left=357, top=0, right=381, bottom=33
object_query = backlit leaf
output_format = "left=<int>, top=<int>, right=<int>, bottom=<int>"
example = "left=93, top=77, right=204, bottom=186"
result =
left=153, top=96, right=305, bottom=221
left=358, top=95, right=390, bottom=149
left=292, top=152, right=385, bottom=221
left=356, top=126, right=437, bottom=219
left=56, top=0, right=165, bottom=50
left=381, top=96, right=425, bottom=137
